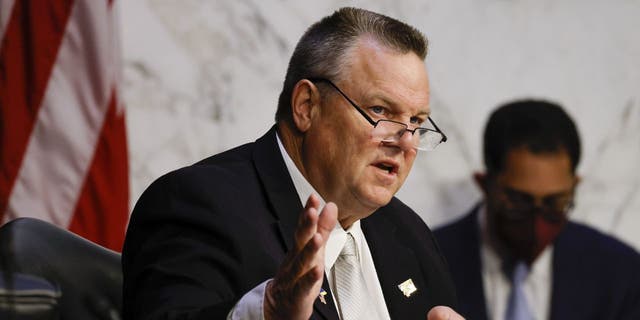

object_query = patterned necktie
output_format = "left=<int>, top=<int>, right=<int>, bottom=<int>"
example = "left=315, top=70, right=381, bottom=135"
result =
left=333, top=232, right=374, bottom=320
left=505, top=261, right=533, bottom=320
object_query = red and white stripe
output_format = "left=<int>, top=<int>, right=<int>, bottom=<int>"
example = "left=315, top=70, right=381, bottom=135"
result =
left=0, top=0, right=128, bottom=251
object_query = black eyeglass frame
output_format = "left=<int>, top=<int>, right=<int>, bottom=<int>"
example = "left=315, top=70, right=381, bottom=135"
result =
left=308, top=78, right=448, bottom=149
left=490, top=182, right=576, bottom=223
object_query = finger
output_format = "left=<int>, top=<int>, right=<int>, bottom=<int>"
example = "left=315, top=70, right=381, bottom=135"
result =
left=297, top=194, right=322, bottom=233
left=295, top=206, right=318, bottom=243
left=427, top=306, right=465, bottom=320
left=317, top=202, right=338, bottom=240
left=304, top=193, right=321, bottom=211
left=284, top=232, right=323, bottom=282
left=277, top=195, right=323, bottom=282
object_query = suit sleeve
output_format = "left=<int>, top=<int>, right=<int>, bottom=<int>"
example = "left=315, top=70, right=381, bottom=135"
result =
left=122, top=170, right=277, bottom=320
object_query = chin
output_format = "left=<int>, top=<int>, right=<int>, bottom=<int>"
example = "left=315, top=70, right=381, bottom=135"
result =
left=360, top=187, right=396, bottom=209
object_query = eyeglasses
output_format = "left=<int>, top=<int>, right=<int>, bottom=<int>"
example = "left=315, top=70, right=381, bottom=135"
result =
left=309, top=78, right=447, bottom=151
left=494, top=185, right=575, bottom=223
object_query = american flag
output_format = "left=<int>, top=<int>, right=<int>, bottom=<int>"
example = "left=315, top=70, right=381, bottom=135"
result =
left=0, top=0, right=128, bottom=252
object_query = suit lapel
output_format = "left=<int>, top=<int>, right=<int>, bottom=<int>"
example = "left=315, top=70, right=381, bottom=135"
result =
left=252, top=126, right=302, bottom=251
left=455, top=207, right=489, bottom=319
left=548, top=223, right=579, bottom=320
left=361, top=207, right=429, bottom=319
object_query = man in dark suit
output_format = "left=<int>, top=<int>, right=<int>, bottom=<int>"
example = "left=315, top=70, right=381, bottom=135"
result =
left=434, top=100, right=640, bottom=320
left=123, top=7, right=462, bottom=320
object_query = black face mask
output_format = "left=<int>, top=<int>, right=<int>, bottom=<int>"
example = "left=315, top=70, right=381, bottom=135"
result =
left=487, top=202, right=569, bottom=265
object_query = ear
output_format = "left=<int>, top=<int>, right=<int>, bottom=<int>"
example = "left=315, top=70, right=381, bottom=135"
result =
left=473, top=171, right=489, bottom=195
left=573, top=175, right=581, bottom=188
left=290, top=79, right=321, bottom=132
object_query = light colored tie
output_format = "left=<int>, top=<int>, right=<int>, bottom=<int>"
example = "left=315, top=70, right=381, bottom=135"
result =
left=505, top=262, right=533, bottom=320
left=333, top=232, right=374, bottom=320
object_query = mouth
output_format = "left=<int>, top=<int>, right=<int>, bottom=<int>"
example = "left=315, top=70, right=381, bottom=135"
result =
left=373, top=160, right=399, bottom=175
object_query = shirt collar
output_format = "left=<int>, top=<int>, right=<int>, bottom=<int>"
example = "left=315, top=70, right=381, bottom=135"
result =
left=325, top=220, right=365, bottom=271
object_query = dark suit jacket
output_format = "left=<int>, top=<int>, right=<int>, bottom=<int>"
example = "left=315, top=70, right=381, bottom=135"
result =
left=122, top=127, right=457, bottom=320
left=434, top=205, right=640, bottom=320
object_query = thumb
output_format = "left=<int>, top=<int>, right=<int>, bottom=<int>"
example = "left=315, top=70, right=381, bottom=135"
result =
left=427, top=306, right=465, bottom=320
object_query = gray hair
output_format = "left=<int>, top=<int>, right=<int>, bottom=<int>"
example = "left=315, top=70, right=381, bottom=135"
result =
left=275, top=7, right=428, bottom=124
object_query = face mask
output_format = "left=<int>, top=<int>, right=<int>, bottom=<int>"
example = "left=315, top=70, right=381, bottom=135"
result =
left=487, top=204, right=568, bottom=265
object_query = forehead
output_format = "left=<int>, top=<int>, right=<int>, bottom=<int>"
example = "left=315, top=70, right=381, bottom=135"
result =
left=497, top=148, right=575, bottom=197
left=342, top=37, right=430, bottom=114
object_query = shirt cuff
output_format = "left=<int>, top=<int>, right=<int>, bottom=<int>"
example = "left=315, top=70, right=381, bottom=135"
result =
left=227, top=279, right=271, bottom=320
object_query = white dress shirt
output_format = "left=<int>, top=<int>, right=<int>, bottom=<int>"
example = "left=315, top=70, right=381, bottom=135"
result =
left=478, top=206, right=553, bottom=320
left=228, top=133, right=390, bottom=319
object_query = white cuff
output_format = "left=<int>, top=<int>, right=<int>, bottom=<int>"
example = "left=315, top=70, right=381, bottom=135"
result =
left=227, top=279, right=271, bottom=320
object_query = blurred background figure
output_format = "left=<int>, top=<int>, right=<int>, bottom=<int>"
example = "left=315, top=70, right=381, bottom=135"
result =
left=435, top=100, right=640, bottom=320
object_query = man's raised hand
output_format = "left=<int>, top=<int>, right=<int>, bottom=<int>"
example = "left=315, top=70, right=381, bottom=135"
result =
left=264, top=194, right=337, bottom=320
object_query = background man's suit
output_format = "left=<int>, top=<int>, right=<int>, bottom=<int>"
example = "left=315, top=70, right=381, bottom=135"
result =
left=123, top=127, right=457, bottom=320
left=434, top=206, right=640, bottom=320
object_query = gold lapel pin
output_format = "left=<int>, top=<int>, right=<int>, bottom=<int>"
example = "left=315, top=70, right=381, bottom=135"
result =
left=398, top=279, right=417, bottom=297
left=319, top=288, right=328, bottom=304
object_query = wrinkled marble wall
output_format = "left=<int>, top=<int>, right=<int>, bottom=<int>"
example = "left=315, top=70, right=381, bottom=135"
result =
left=120, top=0, right=640, bottom=250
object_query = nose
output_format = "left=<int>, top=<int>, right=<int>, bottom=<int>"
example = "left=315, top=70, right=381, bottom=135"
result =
left=531, top=197, right=546, bottom=210
left=397, top=130, right=415, bottom=151
left=378, top=125, right=416, bottom=151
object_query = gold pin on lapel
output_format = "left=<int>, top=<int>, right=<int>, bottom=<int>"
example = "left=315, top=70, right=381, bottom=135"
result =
left=319, top=288, right=328, bottom=304
left=398, top=279, right=417, bottom=297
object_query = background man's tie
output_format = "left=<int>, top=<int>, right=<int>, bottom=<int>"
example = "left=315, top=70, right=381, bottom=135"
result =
left=505, top=261, right=533, bottom=320
left=334, top=232, right=375, bottom=320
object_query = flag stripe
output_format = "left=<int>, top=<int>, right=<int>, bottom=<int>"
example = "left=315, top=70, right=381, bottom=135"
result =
left=0, top=0, right=75, bottom=219
left=69, top=89, right=128, bottom=251
left=3, top=0, right=116, bottom=228
left=68, top=0, right=127, bottom=251
left=0, top=0, right=16, bottom=39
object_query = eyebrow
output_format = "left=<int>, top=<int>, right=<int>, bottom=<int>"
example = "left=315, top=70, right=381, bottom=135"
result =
left=367, top=94, right=431, bottom=117
left=415, top=110, right=430, bottom=117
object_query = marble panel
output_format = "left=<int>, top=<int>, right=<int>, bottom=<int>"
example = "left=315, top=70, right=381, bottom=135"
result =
left=120, top=0, right=640, bottom=250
